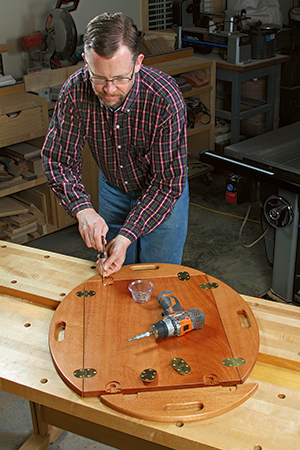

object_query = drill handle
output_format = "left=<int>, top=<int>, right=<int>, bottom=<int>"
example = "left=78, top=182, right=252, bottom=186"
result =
left=157, top=290, right=182, bottom=315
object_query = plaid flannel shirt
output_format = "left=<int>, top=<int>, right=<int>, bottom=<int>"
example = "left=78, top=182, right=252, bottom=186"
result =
left=42, top=64, right=188, bottom=242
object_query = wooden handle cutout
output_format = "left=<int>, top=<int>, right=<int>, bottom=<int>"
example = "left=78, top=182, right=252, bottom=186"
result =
left=237, top=309, right=251, bottom=328
left=7, top=111, right=21, bottom=118
left=130, top=265, right=159, bottom=271
left=162, top=402, right=204, bottom=413
left=54, top=321, right=66, bottom=341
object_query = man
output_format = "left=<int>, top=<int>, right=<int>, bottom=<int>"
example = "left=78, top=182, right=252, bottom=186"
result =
left=42, top=12, right=189, bottom=277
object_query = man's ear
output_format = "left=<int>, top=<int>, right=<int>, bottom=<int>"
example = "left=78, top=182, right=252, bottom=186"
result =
left=135, top=53, right=144, bottom=72
left=82, top=53, right=87, bottom=64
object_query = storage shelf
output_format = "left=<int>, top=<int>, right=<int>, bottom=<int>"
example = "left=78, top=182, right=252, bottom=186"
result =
left=150, top=55, right=216, bottom=179
left=182, top=84, right=212, bottom=99
left=0, top=175, right=47, bottom=199
left=187, top=121, right=212, bottom=136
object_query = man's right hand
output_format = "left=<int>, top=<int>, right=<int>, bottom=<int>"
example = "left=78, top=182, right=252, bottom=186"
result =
left=76, top=208, right=108, bottom=251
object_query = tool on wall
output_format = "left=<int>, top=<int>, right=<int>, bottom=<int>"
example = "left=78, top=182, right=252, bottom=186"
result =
left=20, top=0, right=80, bottom=70
left=128, top=290, right=205, bottom=341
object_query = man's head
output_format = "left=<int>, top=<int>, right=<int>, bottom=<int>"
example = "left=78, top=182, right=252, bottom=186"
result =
left=83, top=12, right=140, bottom=62
left=83, top=12, right=144, bottom=109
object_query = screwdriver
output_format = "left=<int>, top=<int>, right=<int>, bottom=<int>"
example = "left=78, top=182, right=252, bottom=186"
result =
left=99, top=236, right=106, bottom=284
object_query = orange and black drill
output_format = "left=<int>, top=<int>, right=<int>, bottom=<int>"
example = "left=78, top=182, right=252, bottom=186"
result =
left=128, top=290, right=205, bottom=342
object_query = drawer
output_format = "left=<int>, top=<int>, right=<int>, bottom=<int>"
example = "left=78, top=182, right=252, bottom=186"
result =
left=0, top=92, right=48, bottom=148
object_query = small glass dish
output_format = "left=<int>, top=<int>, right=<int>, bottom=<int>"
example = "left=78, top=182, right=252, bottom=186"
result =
left=128, top=280, right=154, bottom=303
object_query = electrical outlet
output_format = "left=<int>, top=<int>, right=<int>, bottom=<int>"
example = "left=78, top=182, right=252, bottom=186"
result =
left=22, top=51, right=29, bottom=61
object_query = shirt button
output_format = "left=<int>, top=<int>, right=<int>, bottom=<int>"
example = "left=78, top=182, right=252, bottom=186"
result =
left=124, top=181, right=128, bottom=184
left=127, top=109, right=130, bottom=113
left=118, top=145, right=121, bottom=149
left=116, top=124, right=120, bottom=129
left=120, top=165, right=123, bottom=169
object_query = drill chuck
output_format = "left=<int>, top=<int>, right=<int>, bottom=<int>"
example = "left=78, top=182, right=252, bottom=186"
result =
left=152, top=316, right=179, bottom=339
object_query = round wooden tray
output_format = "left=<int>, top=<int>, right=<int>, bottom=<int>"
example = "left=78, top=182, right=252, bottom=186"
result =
left=49, top=263, right=259, bottom=421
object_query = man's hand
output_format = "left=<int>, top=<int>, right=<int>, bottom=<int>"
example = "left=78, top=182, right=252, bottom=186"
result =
left=97, top=234, right=131, bottom=276
left=76, top=208, right=108, bottom=250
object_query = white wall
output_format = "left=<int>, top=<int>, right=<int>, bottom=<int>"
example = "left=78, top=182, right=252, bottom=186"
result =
left=1, top=0, right=142, bottom=80
left=279, top=0, right=300, bottom=25
left=226, top=0, right=300, bottom=25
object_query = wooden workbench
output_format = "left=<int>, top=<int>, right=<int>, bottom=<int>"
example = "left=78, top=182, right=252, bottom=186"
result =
left=0, top=241, right=300, bottom=450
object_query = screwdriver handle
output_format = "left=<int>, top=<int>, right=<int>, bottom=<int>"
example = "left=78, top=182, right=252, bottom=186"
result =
left=157, top=290, right=182, bottom=315
left=99, top=236, right=106, bottom=257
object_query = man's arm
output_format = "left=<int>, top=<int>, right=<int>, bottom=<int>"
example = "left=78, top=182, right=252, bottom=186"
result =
left=41, top=82, right=93, bottom=218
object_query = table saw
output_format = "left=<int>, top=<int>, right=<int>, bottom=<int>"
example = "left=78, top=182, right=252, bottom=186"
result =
left=0, top=241, right=300, bottom=450
left=200, top=122, right=300, bottom=304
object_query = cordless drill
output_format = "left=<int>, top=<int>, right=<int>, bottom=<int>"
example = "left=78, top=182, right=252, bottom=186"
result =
left=128, top=290, right=205, bottom=342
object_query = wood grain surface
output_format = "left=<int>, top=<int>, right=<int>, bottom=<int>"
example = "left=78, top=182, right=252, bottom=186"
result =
left=0, top=241, right=98, bottom=308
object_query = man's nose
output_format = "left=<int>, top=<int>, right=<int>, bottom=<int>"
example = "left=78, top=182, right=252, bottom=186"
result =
left=103, top=80, right=117, bottom=94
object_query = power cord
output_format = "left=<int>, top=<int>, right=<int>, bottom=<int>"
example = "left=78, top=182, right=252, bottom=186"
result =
left=239, top=204, right=270, bottom=248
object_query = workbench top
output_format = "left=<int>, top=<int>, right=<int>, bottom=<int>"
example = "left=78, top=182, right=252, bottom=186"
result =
left=0, top=241, right=300, bottom=450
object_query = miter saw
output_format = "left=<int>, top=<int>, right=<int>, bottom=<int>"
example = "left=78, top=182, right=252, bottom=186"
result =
left=20, top=0, right=79, bottom=70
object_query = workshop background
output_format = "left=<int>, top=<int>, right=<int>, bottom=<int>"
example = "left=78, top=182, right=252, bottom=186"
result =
left=1, top=0, right=300, bottom=449
left=0, top=0, right=295, bottom=80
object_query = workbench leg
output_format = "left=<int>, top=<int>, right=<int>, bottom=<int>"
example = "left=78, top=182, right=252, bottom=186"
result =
left=265, top=65, right=279, bottom=132
left=18, top=402, right=63, bottom=450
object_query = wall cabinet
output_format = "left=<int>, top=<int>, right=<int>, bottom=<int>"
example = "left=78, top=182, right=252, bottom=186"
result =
left=0, top=89, right=75, bottom=241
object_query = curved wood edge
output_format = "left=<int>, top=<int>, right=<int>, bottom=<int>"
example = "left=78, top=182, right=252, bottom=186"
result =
left=100, top=382, right=258, bottom=422
left=86, top=263, right=206, bottom=283
left=49, top=283, right=86, bottom=396
left=208, top=275, right=260, bottom=383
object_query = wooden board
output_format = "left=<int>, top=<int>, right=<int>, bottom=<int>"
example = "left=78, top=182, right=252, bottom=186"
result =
left=101, top=383, right=258, bottom=422
left=0, top=196, right=28, bottom=217
left=0, top=240, right=99, bottom=308
left=4, top=142, right=41, bottom=160
left=49, top=264, right=260, bottom=409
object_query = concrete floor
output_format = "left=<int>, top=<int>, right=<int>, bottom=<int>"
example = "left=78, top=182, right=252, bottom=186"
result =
left=1, top=171, right=274, bottom=449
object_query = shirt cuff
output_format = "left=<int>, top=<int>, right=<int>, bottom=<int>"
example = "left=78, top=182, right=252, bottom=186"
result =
left=70, top=200, right=95, bottom=218
left=118, top=226, right=140, bottom=243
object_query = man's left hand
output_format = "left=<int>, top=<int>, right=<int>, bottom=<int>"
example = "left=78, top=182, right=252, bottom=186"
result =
left=97, top=234, right=131, bottom=276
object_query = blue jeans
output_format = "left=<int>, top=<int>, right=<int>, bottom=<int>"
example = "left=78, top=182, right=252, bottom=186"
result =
left=98, top=172, right=189, bottom=265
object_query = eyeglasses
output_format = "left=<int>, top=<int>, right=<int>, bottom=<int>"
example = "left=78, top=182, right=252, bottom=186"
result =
left=89, top=63, right=136, bottom=86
